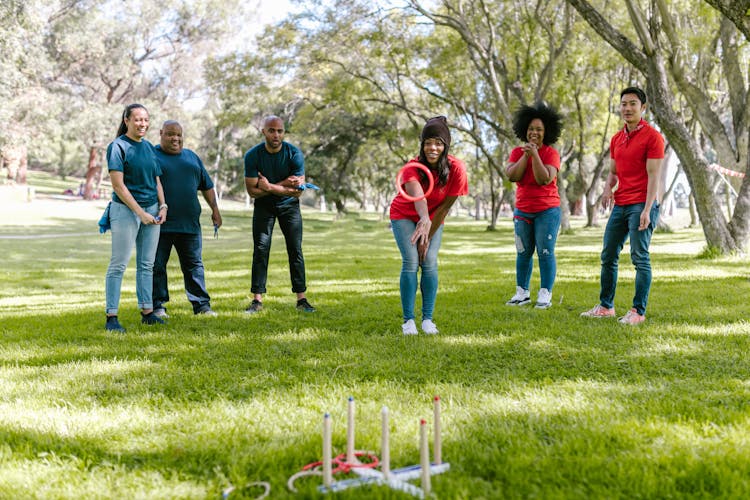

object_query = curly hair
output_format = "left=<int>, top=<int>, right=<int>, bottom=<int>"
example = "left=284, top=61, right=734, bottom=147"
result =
left=511, top=102, right=563, bottom=145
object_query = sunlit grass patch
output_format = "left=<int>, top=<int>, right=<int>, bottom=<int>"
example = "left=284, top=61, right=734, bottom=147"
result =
left=1, top=204, right=750, bottom=497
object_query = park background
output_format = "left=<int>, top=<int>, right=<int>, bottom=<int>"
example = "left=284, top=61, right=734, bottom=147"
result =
left=2, top=0, right=750, bottom=498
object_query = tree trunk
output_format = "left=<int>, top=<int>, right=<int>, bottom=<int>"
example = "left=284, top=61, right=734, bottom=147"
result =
left=83, top=146, right=101, bottom=200
left=212, top=128, right=224, bottom=200
left=688, top=191, right=698, bottom=227
left=335, top=199, right=346, bottom=214
left=727, top=139, right=750, bottom=246
left=3, top=145, right=27, bottom=184
left=567, top=0, right=744, bottom=252
left=17, top=147, right=27, bottom=184
left=557, top=171, right=571, bottom=232
left=585, top=197, right=598, bottom=227
left=645, top=56, right=739, bottom=251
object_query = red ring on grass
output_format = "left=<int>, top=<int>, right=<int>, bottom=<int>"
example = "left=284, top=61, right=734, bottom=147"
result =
left=333, top=451, right=380, bottom=472
left=396, top=163, right=434, bottom=202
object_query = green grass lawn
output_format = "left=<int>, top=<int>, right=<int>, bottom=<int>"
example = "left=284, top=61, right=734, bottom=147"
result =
left=1, top=195, right=749, bottom=499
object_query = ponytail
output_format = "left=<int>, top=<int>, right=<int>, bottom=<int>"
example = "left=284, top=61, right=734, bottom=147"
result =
left=116, top=103, right=148, bottom=138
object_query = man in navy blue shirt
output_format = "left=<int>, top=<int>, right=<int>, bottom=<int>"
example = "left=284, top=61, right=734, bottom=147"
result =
left=244, top=115, right=315, bottom=313
left=152, top=121, right=222, bottom=317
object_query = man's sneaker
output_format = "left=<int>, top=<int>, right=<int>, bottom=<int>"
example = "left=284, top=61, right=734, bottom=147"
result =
left=141, top=311, right=167, bottom=325
left=535, top=288, right=552, bottom=309
left=245, top=299, right=263, bottom=314
left=197, top=307, right=217, bottom=316
left=506, top=286, right=531, bottom=306
left=296, top=298, right=316, bottom=312
left=580, top=304, right=616, bottom=318
left=619, top=308, right=646, bottom=325
left=153, top=308, right=169, bottom=319
left=105, top=316, right=126, bottom=333
left=421, top=319, right=439, bottom=334
left=402, top=319, right=418, bottom=335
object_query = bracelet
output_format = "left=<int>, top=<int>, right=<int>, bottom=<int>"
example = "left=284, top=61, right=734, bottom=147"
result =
left=159, top=203, right=168, bottom=211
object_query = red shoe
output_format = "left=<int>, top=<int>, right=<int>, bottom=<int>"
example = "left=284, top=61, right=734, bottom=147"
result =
left=618, top=308, right=645, bottom=325
left=580, top=304, right=616, bottom=318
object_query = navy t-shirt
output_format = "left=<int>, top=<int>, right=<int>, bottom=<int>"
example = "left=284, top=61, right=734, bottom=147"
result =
left=106, top=136, right=161, bottom=207
left=154, top=146, right=214, bottom=234
left=244, top=142, right=305, bottom=207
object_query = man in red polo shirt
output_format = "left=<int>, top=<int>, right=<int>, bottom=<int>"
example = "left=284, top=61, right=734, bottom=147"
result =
left=581, top=86, right=665, bottom=325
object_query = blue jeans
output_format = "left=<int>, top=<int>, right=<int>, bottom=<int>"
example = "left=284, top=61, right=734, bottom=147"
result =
left=252, top=200, right=306, bottom=294
left=105, top=201, right=160, bottom=314
left=391, top=219, right=444, bottom=321
left=153, top=232, right=210, bottom=314
left=600, top=203, right=660, bottom=315
left=513, top=206, right=561, bottom=291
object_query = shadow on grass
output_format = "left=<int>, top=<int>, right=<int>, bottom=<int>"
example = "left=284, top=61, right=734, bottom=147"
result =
left=2, top=212, right=750, bottom=497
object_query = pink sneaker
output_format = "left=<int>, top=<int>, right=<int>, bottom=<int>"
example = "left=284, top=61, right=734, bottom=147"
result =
left=618, top=308, right=645, bottom=325
left=580, top=304, right=616, bottom=318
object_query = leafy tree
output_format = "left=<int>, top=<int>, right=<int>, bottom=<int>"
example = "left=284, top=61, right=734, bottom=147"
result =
left=567, top=0, right=750, bottom=253
left=4, top=0, right=238, bottom=197
left=0, top=1, right=50, bottom=183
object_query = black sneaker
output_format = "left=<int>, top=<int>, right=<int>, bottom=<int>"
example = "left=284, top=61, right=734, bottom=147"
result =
left=245, top=299, right=263, bottom=314
left=105, top=315, right=126, bottom=333
left=296, top=298, right=316, bottom=312
left=141, top=311, right=167, bottom=325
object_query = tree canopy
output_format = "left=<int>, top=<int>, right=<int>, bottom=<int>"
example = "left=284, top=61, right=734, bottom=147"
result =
left=2, top=0, right=749, bottom=252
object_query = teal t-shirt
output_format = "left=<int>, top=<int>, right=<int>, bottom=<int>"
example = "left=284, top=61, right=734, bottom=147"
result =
left=106, top=136, right=161, bottom=207
left=154, top=146, right=214, bottom=234
left=243, top=142, right=304, bottom=207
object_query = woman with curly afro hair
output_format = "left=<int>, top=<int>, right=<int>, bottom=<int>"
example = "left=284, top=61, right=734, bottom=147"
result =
left=505, top=102, right=563, bottom=309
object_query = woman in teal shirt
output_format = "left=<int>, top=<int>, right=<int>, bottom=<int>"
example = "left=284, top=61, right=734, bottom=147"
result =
left=104, top=104, right=168, bottom=332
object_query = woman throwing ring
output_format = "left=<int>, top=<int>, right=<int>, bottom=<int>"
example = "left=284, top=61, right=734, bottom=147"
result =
left=390, top=116, right=468, bottom=335
left=505, top=102, right=563, bottom=309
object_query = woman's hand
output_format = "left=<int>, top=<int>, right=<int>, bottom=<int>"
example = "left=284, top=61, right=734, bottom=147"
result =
left=521, top=142, right=539, bottom=156
left=138, top=211, right=159, bottom=225
left=417, top=240, right=429, bottom=262
left=410, top=216, right=431, bottom=246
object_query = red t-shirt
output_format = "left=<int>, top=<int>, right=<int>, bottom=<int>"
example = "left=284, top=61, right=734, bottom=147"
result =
left=507, top=144, right=561, bottom=213
left=389, top=155, right=469, bottom=222
left=610, top=120, right=665, bottom=206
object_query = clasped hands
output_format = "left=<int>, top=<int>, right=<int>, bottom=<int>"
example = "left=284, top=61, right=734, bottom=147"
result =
left=521, top=142, right=539, bottom=156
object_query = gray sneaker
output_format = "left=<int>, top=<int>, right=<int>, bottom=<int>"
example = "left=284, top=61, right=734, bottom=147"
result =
left=197, top=308, right=218, bottom=316
left=245, top=299, right=263, bottom=314
left=153, top=308, right=169, bottom=319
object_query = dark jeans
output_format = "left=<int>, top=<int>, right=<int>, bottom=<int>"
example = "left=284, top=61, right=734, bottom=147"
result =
left=153, top=232, right=211, bottom=313
left=600, top=202, right=660, bottom=315
left=252, top=200, right=306, bottom=294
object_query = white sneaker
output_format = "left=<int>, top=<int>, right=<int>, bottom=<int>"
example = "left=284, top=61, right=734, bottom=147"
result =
left=421, top=319, right=439, bottom=334
left=402, top=319, right=418, bottom=335
left=535, top=288, right=552, bottom=309
left=506, top=286, right=530, bottom=306
left=153, top=308, right=169, bottom=319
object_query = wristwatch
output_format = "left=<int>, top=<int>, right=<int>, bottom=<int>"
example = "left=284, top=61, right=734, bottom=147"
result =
left=159, top=203, right=168, bottom=211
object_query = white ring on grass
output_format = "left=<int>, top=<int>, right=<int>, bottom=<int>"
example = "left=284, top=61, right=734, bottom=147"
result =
left=287, top=469, right=323, bottom=492
left=221, top=481, right=271, bottom=499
